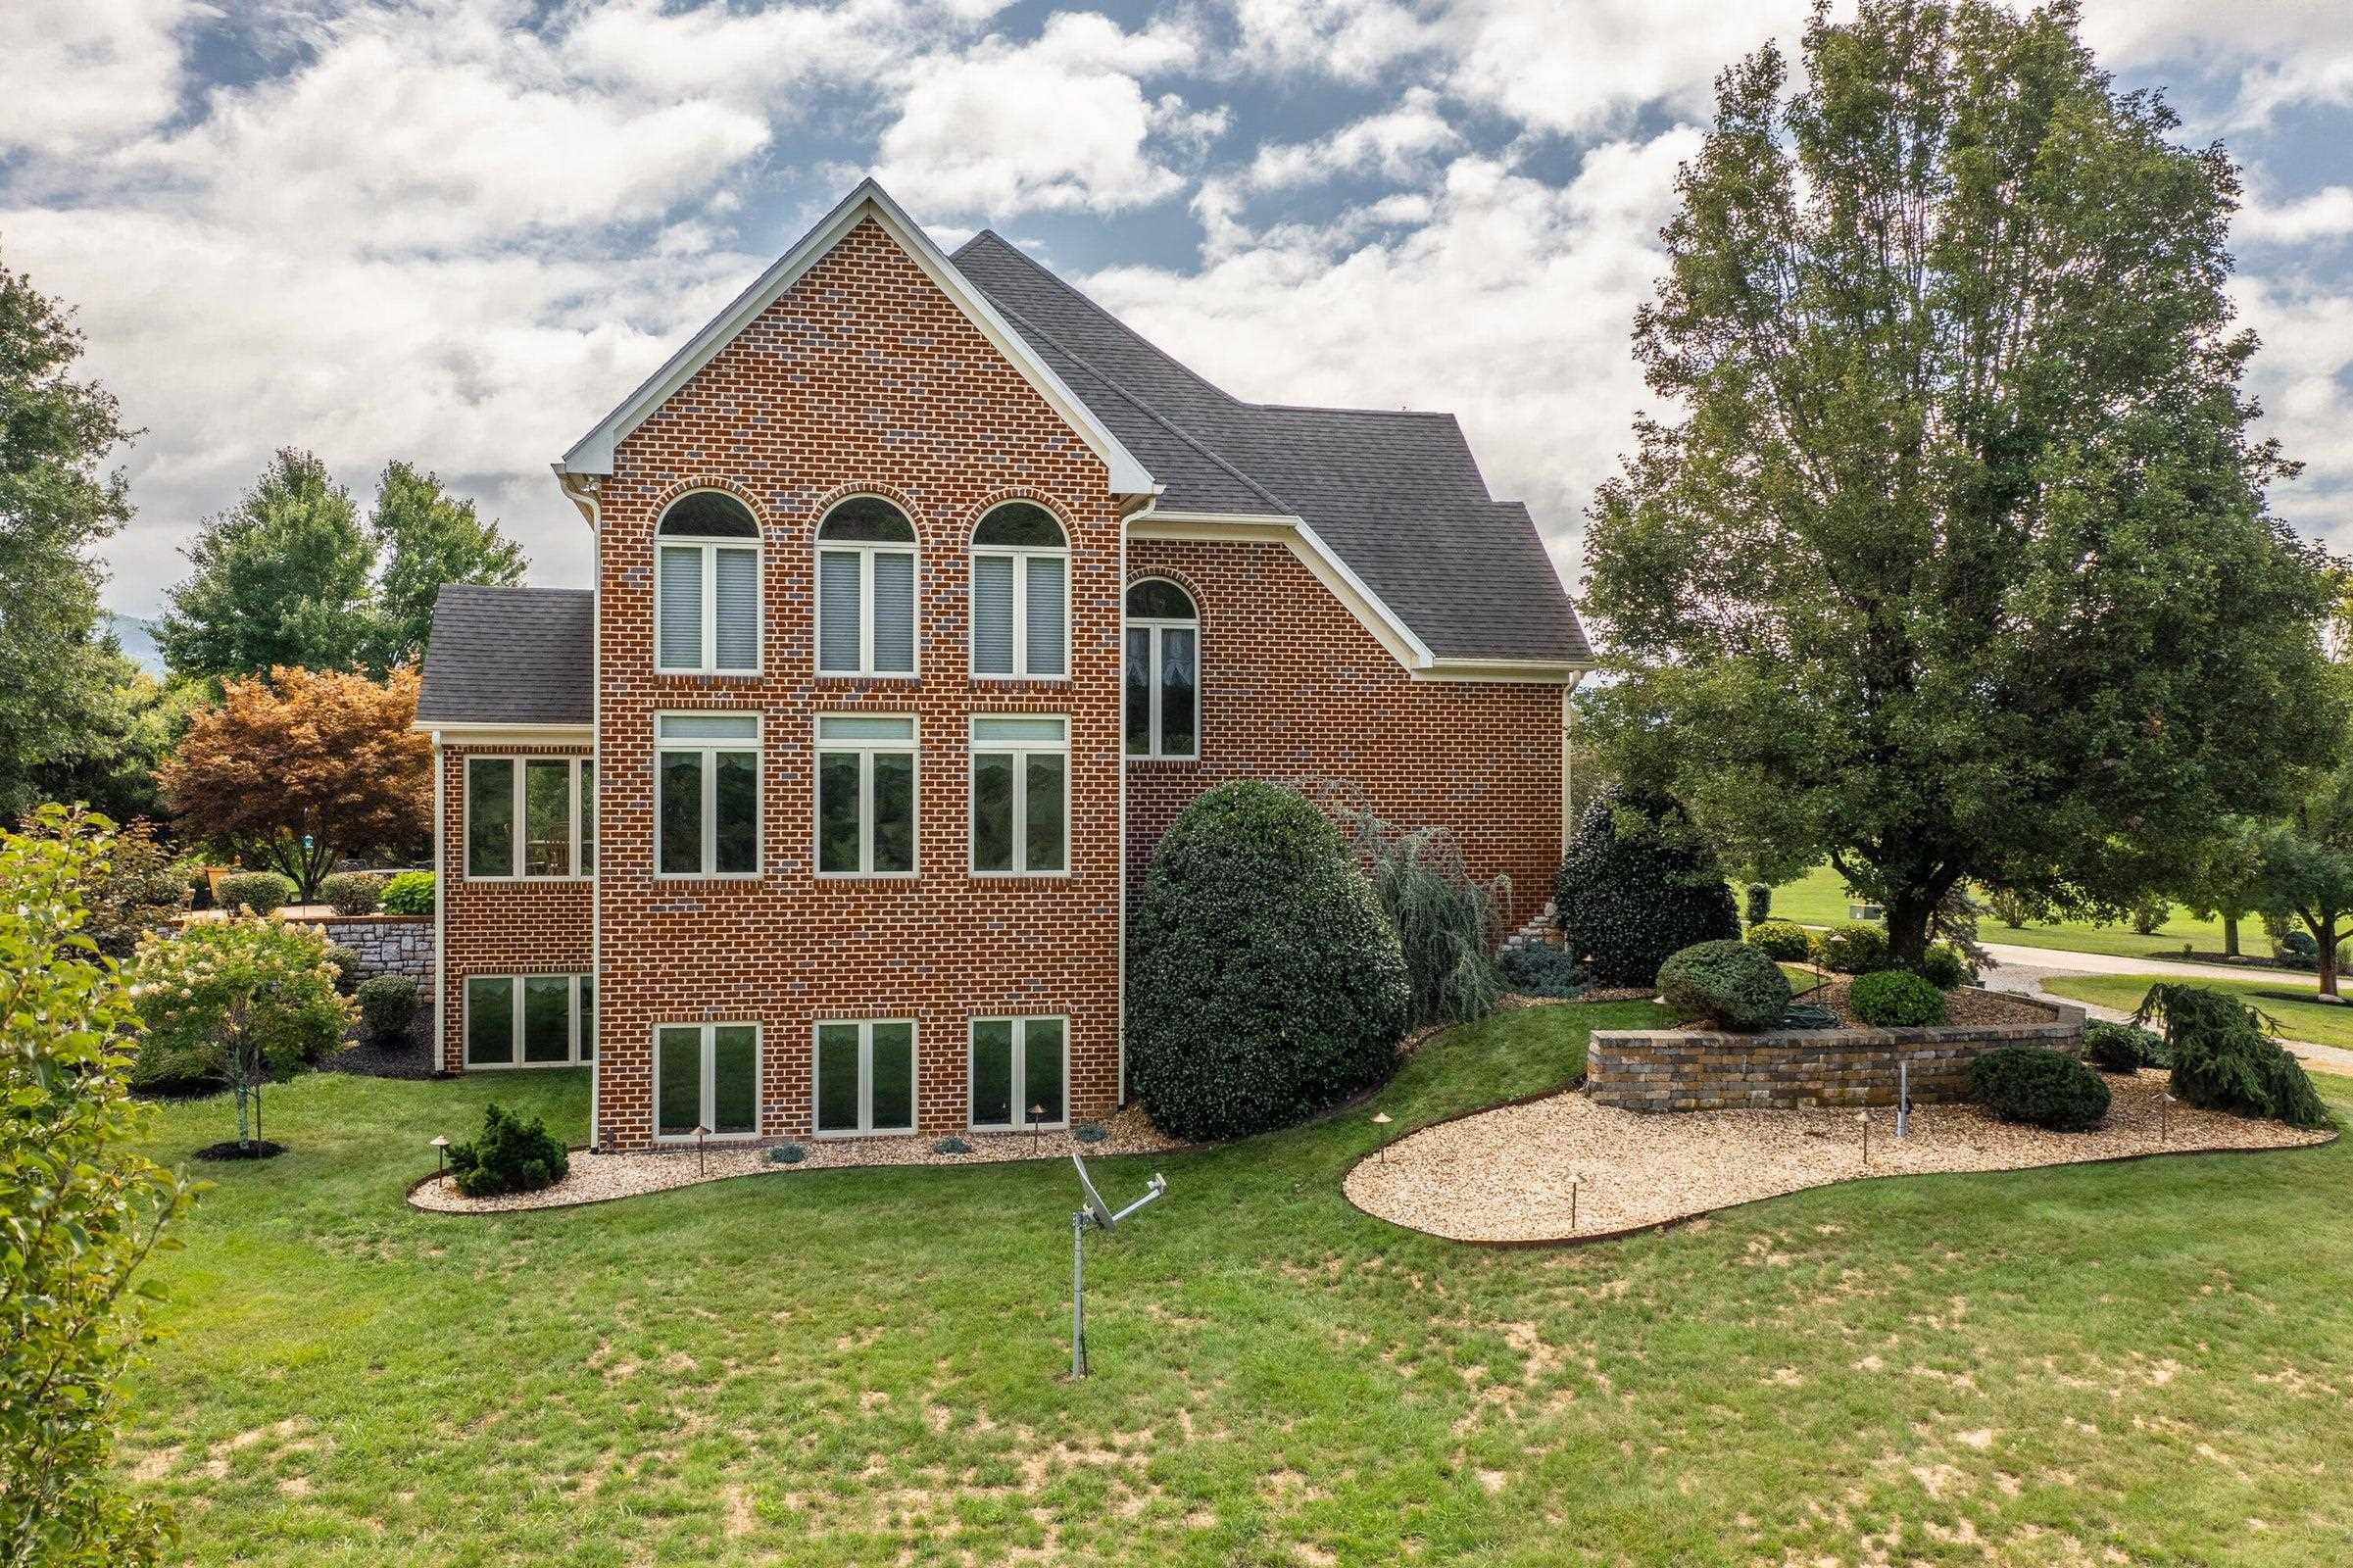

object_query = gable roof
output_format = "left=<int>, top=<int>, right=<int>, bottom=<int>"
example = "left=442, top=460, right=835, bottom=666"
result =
left=415, top=584, right=593, bottom=728
left=947, top=230, right=1590, bottom=665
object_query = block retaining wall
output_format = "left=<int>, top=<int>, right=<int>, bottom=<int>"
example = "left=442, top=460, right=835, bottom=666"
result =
left=1588, top=995, right=2086, bottom=1112
left=283, top=912, right=433, bottom=984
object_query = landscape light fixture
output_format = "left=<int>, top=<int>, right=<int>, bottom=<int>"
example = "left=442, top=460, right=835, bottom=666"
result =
left=1569, top=1175, right=1581, bottom=1234
left=1371, top=1111, right=1394, bottom=1163
left=694, top=1124, right=710, bottom=1176
left=429, top=1134, right=450, bottom=1178
left=1895, top=1060, right=1911, bottom=1141
left=1065, top=1152, right=1169, bottom=1380
left=2160, top=1092, right=2174, bottom=1145
left=1031, top=1103, right=1047, bottom=1149
left=1858, top=1107, right=1870, bottom=1166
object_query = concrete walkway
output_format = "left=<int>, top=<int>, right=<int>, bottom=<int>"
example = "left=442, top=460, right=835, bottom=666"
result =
left=1975, top=943, right=2353, bottom=1077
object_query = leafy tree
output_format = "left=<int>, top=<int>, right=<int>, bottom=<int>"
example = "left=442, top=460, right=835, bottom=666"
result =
left=1581, top=0, right=2339, bottom=967
left=10, top=814, right=189, bottom=961
left=367, top=461, right=525, bottom=669
left=0, top=257, right=153, bottom=824
left=159, top=450, right=375, bottom=685
left=2245, top=746, right=2353, bottom=997
left=25, top=670, right=200, bottom=830
left=158, top=665, right=430, bottom=901
left=127, top=915, right=353, bottom=1152
left=2175, top=818, right=2267, bottom=957
left=1, top=808, right=198, bottom=1566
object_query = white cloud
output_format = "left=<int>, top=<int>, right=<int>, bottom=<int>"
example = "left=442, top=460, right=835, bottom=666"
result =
left=1247, top=88, right=1459, bottom=190
left=1222, top=0, right=1434, bottom=84
left=2077, top=0, right=2353, bottom=124
left=0, top=0, right=203, bottom=156
left=2239, top=186, right=2353, bottom=247
left=2230, top=271, right=2353, bottom=535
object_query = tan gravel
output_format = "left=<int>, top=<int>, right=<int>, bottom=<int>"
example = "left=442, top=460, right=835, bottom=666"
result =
left=1345, top=1071, right=2334, bottom=1245
left=411, top=1103, right=1180, bottom=1214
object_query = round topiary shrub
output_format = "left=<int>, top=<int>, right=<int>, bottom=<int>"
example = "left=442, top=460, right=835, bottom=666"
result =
left=319, top=870, right=389, bottom=915
left=1553, top=787, right=1738, bottom=987
left=1970, top=1047, right=2110, bottom=1132
left=378, top=870, right=435, bottom=916
left=1849, top=969, right=1947, bottom=1027
left=1655, top=940, right=1791, bottom=1032
left=1814, top=921, right=1887, bottom=974
left=1128, top=781, right=1410, bottom=1143
left=217, top=869, right=295, bottom=914
left=449, top=1102, right=569, bottom=1197
left=1743, top=919, right=1813, bottom=963
left=355, top=974, right=418, bottom=1043
left=2084, top=1019, right=2168, bottom=1073
left=1915, top=943, right=1970, bottom=990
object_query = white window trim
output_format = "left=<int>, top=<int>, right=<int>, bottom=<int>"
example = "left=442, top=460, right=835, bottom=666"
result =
left=814, top=527, right=921, bottom=679
left=810, top=1018, right=919, bottom=1138
left=969, top=541, right=1070, bottom=681
left=464, top=756, right=594, bottom=881
left=967, top=715, right=1070, bottom=878
left=654, top=711, right=762, bottom=880
left=967, top=1014, right=1070, bottom=1131
left=655, top=527, right=762, bottom=677
left=1124, top=580, right=1201, bottom=760
left=463, top=972, right=592, bottom=1069
left=812, top=714, right=919, bottom=879
left=653, top=1021, right=763, bottom=1142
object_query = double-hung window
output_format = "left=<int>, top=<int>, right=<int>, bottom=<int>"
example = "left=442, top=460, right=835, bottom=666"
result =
left=814, top=714, right=917, bottom=877
left=654, top=1022, right=760, bottom=1139
left=816, top=497, right=917, bottom=677
left=812, top=1019, right=916, bottom=1136
left=970, top=503, right=1067, bottom=679
left=656, top=712, right=760, bottom=876
left=969, top=715, right=1067, bottom=875
left=466, top=758, right=594, bottom=878
left=656, top=491, right=760, bottom=674
left=969, top=1015, right=1066, bottom=1129
left=465, top=973, right=594, bottom=1067
left=1124, top=579, right=1199, bottom=759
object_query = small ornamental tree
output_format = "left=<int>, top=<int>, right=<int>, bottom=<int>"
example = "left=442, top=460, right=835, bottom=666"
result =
left=1554, top=786, right=1739, bottom=986
left=128, top=917, right=354, bottom=1152
left=1127, top=782, right=1409, bottom=1142
left=1, top=808, right=198, bottom=1566
left=1339, top=801, right=1505, bottom=1030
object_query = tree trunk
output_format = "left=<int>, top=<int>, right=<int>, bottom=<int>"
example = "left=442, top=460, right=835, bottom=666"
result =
left=233, top=1082, right=252, bottom=1150
left=2321, top=913, right=2340, bottom=1000
left=2222, top=912, right=2239, bottom=957
left=1884, top=888, right=1937, bottom=969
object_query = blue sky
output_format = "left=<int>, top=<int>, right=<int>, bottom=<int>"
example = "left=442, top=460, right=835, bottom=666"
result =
left=4, top=0, right=2349, bottom=618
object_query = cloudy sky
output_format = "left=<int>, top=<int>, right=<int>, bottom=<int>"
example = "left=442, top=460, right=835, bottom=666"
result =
left=5, top=0, right=2350, bottom=618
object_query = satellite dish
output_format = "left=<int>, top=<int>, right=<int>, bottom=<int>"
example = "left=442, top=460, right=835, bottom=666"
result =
left=1072, top=1152, right=1116, bottom=1230
left=1063, top=1153, right=1170, bottom=1378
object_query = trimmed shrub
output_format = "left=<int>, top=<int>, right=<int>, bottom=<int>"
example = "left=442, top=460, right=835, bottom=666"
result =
left=1743, top=919, right=1813, bottom=962
left=2138, top=983, right=2331, bottom=1129
left=448, top=1102, right=568, bottom=1198
left=216, top=869, right=294, bottom=914
left=1553, top=787, right=1738, bottom=987
left=768, top=1141, right=807, bottom=1165
left=1743, top=882, right=1773, bottom=926
left=2084, top=1019, right=2168, bottom=1073
left=378, top=870, right=434, bottom=916
left=1849, top=969, right=1947, bottom=1028
left=355, top=974, right=418, bottom=1043
left=932, top=1136, right=973, bottom=1155
left=1657, top=940, right=1791, bottom=1032
left=1497, top=942, right=1585, bottom=998
left=1128, top=781, right=1410, bottom=1143
left=2279, top=930, right=2318, bottom=961
left=1915, top=942, right=1970, bottom=990
left=319, top=870, right=389, bottom=915
left=322, top=942, right=363, bottom=995
left=1813, top=921, right=1887, bottom=974
left=1971, top=1047, right=2110, bottom=1132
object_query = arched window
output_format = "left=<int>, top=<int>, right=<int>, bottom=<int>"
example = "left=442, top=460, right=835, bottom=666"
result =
left=970, top=502, right=1067, bottom=679
left=816, top=497, right=918, bottom=677
left=656, top=491, right=760, bottom=674
left=1124, top=578, right=1197, bottom=759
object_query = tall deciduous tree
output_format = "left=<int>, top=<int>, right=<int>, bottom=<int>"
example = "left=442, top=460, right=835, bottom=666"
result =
left=159, top=450, right=374, bottom=685
left=368, top=461, right=525, bottom=669
left=1583, top=0, right=2339, bottom=966
left=158, top=666, right=430, bottom=900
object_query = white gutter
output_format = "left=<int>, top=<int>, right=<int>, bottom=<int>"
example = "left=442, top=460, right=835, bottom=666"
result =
left=558, top=467, right=605, bottom=1148
left=430, top=729, right=445, bottom=1073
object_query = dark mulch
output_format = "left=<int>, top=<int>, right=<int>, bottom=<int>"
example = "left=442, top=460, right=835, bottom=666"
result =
left=194, top=1140, right=287, bottom=1161
left=319, top=1004, right=446, bottom=1081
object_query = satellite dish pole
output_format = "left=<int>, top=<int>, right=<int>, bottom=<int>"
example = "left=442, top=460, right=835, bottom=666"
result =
left=1069, top=1152, right=1167, bottom=1379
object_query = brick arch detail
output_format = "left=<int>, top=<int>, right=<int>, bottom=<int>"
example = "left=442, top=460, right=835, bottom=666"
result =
left=805, top=480, right=927, bottom=544
left=1123, top=564, right=1208, bottom=632
left=959, top=486, right=1083, bottom=548
left=642, top=475, right=769, bottom=537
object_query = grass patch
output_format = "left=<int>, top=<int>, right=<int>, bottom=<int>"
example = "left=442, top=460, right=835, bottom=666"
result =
left=1771, top=864, right=2248, bottom=962
left=122, top=1005, right=2353, bottom=1565
left=2043, top=972, right=2353, bottom=1052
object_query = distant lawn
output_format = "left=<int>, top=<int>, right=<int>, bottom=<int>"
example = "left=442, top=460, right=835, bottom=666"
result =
left=2042, top=972, right=2353, bottom=1052
left=1768, top=864, right=2246, bottom=963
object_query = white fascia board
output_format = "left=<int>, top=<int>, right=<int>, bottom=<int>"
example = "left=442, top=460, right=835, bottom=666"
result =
left=411, top=721, right=594, bottom=746
left=1408, top=659, right=1591, bottom=684
left=555, top=178, right=1155, bottom=498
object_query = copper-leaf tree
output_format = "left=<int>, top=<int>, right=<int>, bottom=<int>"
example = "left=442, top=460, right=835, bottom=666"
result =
left=160, top=666, right=430, bottom=901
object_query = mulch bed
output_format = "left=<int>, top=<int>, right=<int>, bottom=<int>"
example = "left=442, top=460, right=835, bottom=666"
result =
left=1789, top=977, right=2059, bottom=1029
left=318, top=1007, right=445, bottom=1081
left=193, top=1140, right=287, bottom=1161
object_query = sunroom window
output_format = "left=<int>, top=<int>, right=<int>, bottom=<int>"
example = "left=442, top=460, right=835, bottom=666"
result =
left=656, top=712, right=760, bottom=876
left=656, top=491, right=760, bottom=674
left=466, top=757, right=593, bottom=878
left=1124, top=579, right=1198, bottom=759
left=655, top=1022, right=760, bottom=1139
left=814, top=714, right=917, bottom=876
left=812, top=1019, right=917, bottom=1136
left=816, top=497, right=917, bottom=677
left=970, top=503, right=1067, bottom=679
left=969, top=1015, right=1066, bottom=1129
left=970, top=714, right=1067, bottom=875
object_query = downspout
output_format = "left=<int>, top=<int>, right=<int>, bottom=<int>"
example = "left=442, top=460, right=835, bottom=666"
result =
left=558, top=467, right=605, bottom=1148
left=431, top=729, right=445, bottom=1071
left=1113, top=487, right=1159, bottom=1106
left=1561, top=670, right=1586, bottom=859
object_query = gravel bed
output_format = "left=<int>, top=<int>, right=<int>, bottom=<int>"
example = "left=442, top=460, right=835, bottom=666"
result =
left=411, top=1103, right=1181, bottom=1213
left=1345, top=1071, right=2334, bottom=1245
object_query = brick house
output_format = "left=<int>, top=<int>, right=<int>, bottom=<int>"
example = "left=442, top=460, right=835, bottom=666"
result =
left=414, top=179, right=1593, bottom=1152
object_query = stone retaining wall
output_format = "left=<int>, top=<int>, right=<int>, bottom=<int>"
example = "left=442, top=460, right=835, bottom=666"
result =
left=284, top=913, right=431, bottom=983
left=1588, top=995, right=2086, bottom=1112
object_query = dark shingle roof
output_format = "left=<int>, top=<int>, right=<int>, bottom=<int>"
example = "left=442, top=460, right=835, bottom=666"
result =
left=416, top=585, right=593, bottom=726
left=949, top=231, right=1591, bottom=664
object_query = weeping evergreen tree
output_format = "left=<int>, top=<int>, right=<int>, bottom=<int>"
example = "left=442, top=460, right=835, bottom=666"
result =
left=1343, top=807, right=1507, bottom=1030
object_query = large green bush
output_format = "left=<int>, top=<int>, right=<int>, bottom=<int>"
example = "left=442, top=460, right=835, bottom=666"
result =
left=1127, top=782, right=1409, bottom=1142
left=356, top=974, right=418, bottom=1043
left=378, top=870, right=434, bottom=916
left=1656, top=940, right=1791, bottom=1031
left=2136, top=983, right=2330, bottom=1129
left=319, top=870, right=388, bottom=915
left=1848, top=969, right=1947, bottom=1027
left=216, top=869, right=294, bottom=914
left=1743, top=919, right=1812, bottom=962
left=2083, top=1019, right=2169, bottom=1073
left=449, top=1102, right=569, bottom=1198
left=1553, top=787, right=1738, bottom=986
left=1915, top=942, right=1970, bottom=990
left=1813, top=921, right=1887, bottom=973
left=1970, top=1047, right=2110, bottom=1132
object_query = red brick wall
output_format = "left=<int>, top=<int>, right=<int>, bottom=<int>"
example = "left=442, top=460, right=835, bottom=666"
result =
left=435, top=743, right=594, bottom=1073
left=591, top=218, right=1122, bottom=1151
left=1124, top=540, right=1562, bottom=935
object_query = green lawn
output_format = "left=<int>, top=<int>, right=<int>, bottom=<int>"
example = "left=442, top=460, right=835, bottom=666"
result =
left=1770, top=863, right=2245, bottom=961
left=122, top=1008, right=2353, bottom=1565
left=2042, top=971, right=2353, bottom=1053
